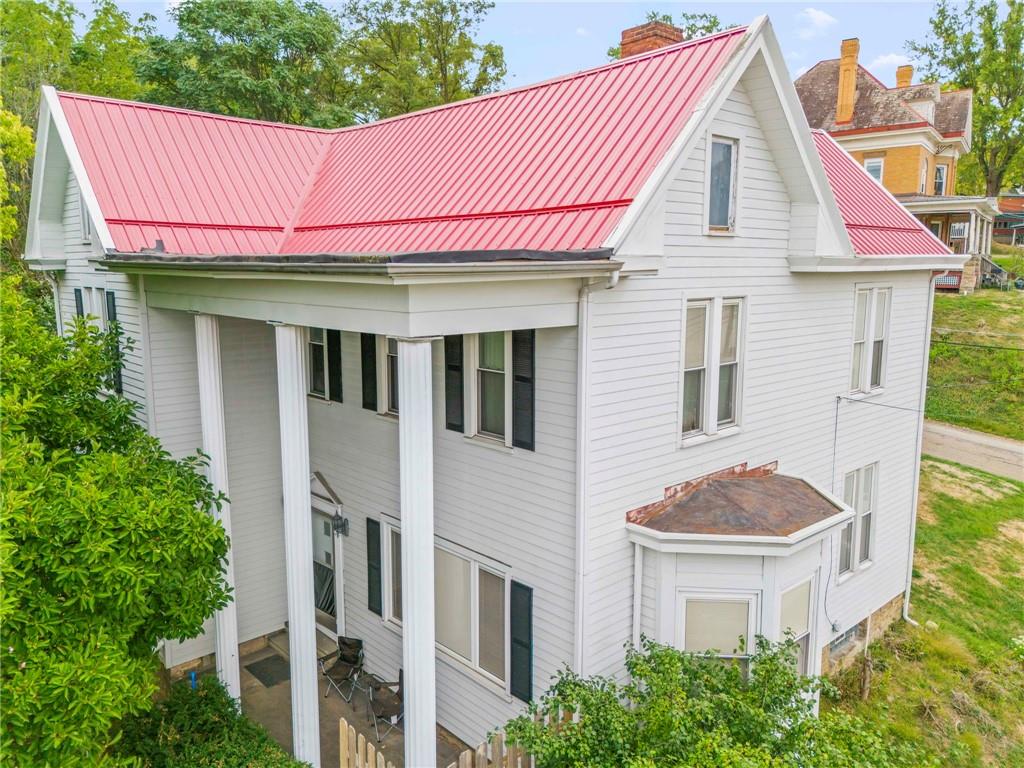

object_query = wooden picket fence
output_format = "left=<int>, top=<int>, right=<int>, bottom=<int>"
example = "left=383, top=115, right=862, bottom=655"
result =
left=339, top=709, right=575, bottom=768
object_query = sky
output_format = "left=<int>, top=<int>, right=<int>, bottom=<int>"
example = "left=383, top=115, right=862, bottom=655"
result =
left=78, top=1, right=941, bottom=91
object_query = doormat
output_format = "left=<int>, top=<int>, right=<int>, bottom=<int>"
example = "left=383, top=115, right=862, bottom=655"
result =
left=245, top=654, right=291, bottom=688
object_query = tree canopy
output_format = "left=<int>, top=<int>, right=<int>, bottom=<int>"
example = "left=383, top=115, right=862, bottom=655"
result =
left=0, top=277, right=232, bottom=766
left=504, top=637, right=938, bottom=768
left=607, top=11, right=732, bottom=59
left=908, top=0, right=1024, bottom=195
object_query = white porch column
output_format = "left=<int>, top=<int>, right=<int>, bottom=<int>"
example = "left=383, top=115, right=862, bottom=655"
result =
left=274, top=323, right=321, bottom=768
left=397, top=337, right=438, bottom=768
left=194, top=313, right=241, bottom=701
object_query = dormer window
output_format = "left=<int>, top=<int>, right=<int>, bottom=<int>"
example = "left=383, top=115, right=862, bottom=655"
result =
left=707, top=136, right=739, bottom=233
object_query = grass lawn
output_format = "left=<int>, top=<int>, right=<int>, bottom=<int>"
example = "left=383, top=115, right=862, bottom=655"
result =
left=926, top=289, right=1023, bottom=440
left=824, top=458, right=1024, bottom=767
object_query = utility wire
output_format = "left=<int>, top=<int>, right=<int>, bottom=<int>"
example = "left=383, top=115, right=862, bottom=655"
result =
left=837, top=395, right=922, bottom=414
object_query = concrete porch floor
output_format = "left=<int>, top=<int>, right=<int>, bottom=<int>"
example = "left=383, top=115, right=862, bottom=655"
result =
left=239, top=632, right=467, bottom=768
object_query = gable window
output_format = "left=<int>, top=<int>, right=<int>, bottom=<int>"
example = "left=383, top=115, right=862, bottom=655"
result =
left=78, top=186, right=92, bottom=243
left=850, top=287, right=890, bottom=393
left=682, top=297, right=744, bottom=440
left=781, top=580, right=812, bottom=674
left=863, top=157, right=884, bottom=183
left=308, top=328, right=343, bottom=402
left=839, top=463, right=877, bottom=575
left=708, top=136, right=738, bottom=232
left=680, top=593, right=755, bottom=673
left=933, top=164, right=947, bottom=196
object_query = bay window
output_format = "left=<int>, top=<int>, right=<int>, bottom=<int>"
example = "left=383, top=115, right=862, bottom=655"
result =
left=850, top=287, right=890, bottom=393
left=680, top=593, right=755, bottom=671
left=682, top=297, right=744, bottom=440
left=781, top=580, right=812, bottom=674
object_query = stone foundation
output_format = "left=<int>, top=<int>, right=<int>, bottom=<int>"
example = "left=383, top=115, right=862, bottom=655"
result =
left=820, top=592, right=903, bottom=675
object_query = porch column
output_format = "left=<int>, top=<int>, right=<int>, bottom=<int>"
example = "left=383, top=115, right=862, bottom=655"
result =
left=194, top=313, right=241, bottom=701
left=397, top=337, right=438, bottom=768
left=274, top=323, right=321, bottom=768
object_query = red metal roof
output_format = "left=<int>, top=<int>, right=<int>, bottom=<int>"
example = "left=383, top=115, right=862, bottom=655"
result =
left=59, top=26, right=746, bottom=256
left=811, top=131, right=950, bottom=256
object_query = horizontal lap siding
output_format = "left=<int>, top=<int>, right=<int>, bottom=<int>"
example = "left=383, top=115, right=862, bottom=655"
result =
left=308, top=327, right=577, bottom=746
left=582, top=82, right=928, bottom=678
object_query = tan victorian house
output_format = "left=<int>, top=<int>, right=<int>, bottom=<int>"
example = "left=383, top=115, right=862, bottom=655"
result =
left=797, top=38, right=998, bottom=291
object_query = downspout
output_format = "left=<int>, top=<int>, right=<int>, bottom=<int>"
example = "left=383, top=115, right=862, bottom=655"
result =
left=902, top=271, right=945, bottom=625
left=573, top=269, right=619, bottom=673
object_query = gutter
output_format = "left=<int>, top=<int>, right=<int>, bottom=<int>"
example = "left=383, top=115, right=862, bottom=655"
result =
left=903, top=270, right=945, bottom=626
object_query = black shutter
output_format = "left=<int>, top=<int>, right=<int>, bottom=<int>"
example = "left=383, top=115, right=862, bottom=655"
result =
left=444, top=335, right=464, bottom=432
left=509, top=580, right=533, bottom=702
left=511, top=330, right=535, bottom=451
left=105, top=291, right=123, bottom=394
left=361, top=333, right=377, bottom=411
left=366, top=518, right=382, bottom=616
left=74, top=288, right=84, bottom=317
left=327, top=329, right=343, bottom=403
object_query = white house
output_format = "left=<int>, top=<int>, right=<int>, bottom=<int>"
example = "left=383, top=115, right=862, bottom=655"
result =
left=23, top=16, right=964, bottom=768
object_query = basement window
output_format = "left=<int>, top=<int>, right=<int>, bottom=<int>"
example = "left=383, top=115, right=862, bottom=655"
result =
left=707, top=136, right=739, bottom=232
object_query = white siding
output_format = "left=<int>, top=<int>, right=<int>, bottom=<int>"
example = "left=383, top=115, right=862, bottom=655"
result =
left=581, top=80, right=928, bottom=677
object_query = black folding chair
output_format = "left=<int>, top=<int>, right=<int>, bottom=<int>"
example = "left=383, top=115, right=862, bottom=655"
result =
left=319, top=636, right=364, bottom=702
left=368, top=668, right=403, bottom=742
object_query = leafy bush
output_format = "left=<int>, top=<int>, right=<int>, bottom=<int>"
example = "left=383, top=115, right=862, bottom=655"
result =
left=503, top=636, right=938, bottom=768
left=118, top=676, right=308, bottom=768
left=0, top=276, right=231, bottom=766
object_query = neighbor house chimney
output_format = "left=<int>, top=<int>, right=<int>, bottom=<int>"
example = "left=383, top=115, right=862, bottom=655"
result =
left=620, top=21, right=685, bottom=58
left=836, top=37, right=860, bottom=124
left=896, top=64, right=914, bottom=88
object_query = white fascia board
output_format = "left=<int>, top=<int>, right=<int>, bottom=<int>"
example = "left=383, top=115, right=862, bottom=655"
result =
left=41, top=86, right=116, bottom=252
left=601, top=15, right=769, bottom=254
left=789, top=253, right=968, bottom=272
left=23, top=93, right=51, bottom=262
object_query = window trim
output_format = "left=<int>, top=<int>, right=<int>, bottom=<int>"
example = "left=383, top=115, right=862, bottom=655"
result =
left=863, top=157, right=884, bottom=183
left=703, top=131, right=743, bottom=236
left=934, top=163, right=948, bottom=196
left=464, top=332, right=514, bottom=447
left=676, top=589, right=759, bottom=662
left=850, top=284, right=891, bottom=395
left=679, top=294, right=746, bottom=446
left=373, top=336, right=400, bottom=416
left=838, top=463, right=879, bottom=579
left=380, top=518, right=512, bottom=692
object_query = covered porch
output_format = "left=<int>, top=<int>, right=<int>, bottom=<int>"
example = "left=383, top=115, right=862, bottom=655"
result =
left=119, top=254, right=617, bottom=768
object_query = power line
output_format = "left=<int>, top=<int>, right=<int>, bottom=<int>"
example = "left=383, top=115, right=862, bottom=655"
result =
left=837, top=395, right=922, bottom=414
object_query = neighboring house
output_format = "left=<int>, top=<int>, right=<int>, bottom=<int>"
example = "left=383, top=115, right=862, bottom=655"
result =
left=23, top=17, right=964, bottom=768
left=995, top=190, right=1024, bottom=246
left=796, top=38, right=999, bottom=292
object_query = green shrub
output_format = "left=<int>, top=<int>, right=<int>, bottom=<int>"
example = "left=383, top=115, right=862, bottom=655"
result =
left=118, top=676, right=308, bottom=768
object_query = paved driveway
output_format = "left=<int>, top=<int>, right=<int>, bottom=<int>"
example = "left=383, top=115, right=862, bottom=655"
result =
left=922, top=420, right=1024, bottom=482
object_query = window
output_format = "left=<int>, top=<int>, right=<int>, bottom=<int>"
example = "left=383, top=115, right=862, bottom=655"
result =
left=477, top=332, right=508, bottom=439
left=308, top=328, right=342, bottom=402
left=385, top=527, right=508, bottom=684
left=681, top=595, right=754, bottom=671
left=781, top=580, right=812, bottom=674
left=863, top=157, right=884, bottom=182
left=840, top=463, right=877, bottom=575
left=682, top=298, right=744, bottom=439
left=919, top=161, right=928, bottom=194
left=708, top=136, right=738, bottom=232
left=850, top=287, right=890, bottom=393
left=386, top=337, right=399, bottom=414
left=934, top=164, right=947, bottom=196
left=78, top=186, right=92, bottom=243
left=928, top=220, right=943, bottom=239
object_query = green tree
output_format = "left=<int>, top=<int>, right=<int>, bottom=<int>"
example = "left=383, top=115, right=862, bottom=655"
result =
left=607, top=11, right=732, bottom=59
left=67, top=0, right=155, bottom=101
left=908, top=0, right=1024, bottom=196
left=137, top=0, right=357, bottom=127
left=344, top=0, right=506, bottom=120
left=0, top=105, right=34, bottom=254
left=504, top=637, right=938, bottom=767
left=0, top=277, right=232, bottom=766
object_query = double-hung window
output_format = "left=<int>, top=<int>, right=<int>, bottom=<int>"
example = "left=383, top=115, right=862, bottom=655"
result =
left=386, top=337, right=399, bottom=414
left=385, top=527, right=508, bottom=684
left=850, top=287, right=890, bottom=393
left=781, top=580, right=812, bottom=674
left=680, top=593, right=755, bottom=673
left=934, top=164, right=947, bottom=196
left=839, top=463, right=877, bottom=576
left=707, top=136, right=739, bottom=232
left=476, top=332, right=509, bottom=440
left=307, top=328, right=342, bottom=403
left=864, top=157, right=884, bottom=183
left=682, top=298, right=744, bottom=440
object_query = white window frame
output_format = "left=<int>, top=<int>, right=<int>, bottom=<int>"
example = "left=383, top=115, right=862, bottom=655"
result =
left=380, top=519, right=512, bottom=692
left=374, top=336, right=400, bottom=416
left=679, top=295, right=746, bottom=446
left=78, top=185, right=93, bottom=244
left=863, top=157, right=884, bottom=183
left=838, top=462, right=878, bottom=578
left=704, top=131, right=742, bottom=235
left=464, top=331, right=514, bottom=448
left=850, top=285, right=891, bottom=395
left=919, top=161, right=928, bottom=194
left=306, top=327, right=329, bottom=400
left=676, top=589, right=759, bottom=664
left=779, top=577, right=815, bottom=675
left=934, top=163, right=947, bottom=196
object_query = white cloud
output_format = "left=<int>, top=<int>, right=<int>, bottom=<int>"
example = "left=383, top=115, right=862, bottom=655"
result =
left=575, top=27, right=590, bottom=37
left=795, top=7, right=838, bottom=40
left=868, top=53, right=912, bottom=69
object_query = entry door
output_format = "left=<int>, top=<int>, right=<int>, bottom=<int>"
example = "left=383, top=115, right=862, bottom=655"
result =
left=312, top=510, right=338, bottom=637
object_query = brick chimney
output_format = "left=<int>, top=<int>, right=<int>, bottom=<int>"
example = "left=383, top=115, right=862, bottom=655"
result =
left=836, top=38, right=860, bottom=124
left=620, top=21, right=685, bottom=58
left=896, top=64, right=914, bottom=88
